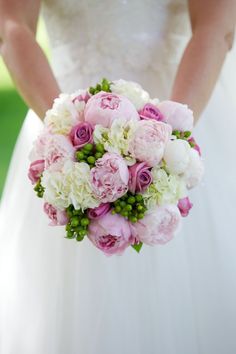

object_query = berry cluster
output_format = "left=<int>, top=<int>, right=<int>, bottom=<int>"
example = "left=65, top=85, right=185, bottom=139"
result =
left=34, top=177, right=45, bottom=198
left=172, top=130, right=191, bottom=140
left=75, top=143, right=105, bottom=167
left=112, top=193, right=147, bottom=223
left=89, top=78, right=111, bottom=95
left=65, top=205, right=90, bottom=241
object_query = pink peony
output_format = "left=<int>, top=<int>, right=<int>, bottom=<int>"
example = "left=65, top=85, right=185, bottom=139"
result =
left=87, top=203, right=111, bottom=220
left=43, top=203, right=68, bottom=226
left=88, top=213, right=132, bottom=255
left=130, top=205, right=181, bottom=245
left=128, top=162, right=153, bottom=194
left=129, top=120, right=172, bottom=167
left=70, top=122, right=94, bottom=148
left=188, top=137, right=201, bottom=156
left=139, top=103, right=164, bottom=122
left=91, top=153, right=129, bottom=203
left=158, top=100, right=194, bottom=132
left=28, top=159, right=45, bottom=184
left=84, top=91, right=140, bottom=128
left=178, top=197, right=193, bottom=217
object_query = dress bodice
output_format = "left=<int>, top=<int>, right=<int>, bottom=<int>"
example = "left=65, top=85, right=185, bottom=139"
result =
left=41, top=0, right=191, bottom=99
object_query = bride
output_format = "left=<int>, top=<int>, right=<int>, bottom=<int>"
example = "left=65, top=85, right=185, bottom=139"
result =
left=0, top=0, right=236, bottom=353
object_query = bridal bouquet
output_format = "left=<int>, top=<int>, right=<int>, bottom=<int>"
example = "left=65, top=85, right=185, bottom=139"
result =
left=28, top=78, right=204, bottom=255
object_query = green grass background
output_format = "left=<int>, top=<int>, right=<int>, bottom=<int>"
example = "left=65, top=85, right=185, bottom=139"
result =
left=0, top=20, right=49, bottom=196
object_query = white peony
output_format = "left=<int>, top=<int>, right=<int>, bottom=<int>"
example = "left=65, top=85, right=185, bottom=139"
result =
left=183, top=149, right=204, bottom=189
left=142, top=167, right=186, bottom=209
left=44, top=93, right=83, bottom=135
left=164, top=139, right=191, bottom=175
left=110, top=79, right=150, bottom=110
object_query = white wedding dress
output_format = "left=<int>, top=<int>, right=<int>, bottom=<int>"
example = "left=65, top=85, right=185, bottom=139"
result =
left=1, top=0, right=236, bottom=353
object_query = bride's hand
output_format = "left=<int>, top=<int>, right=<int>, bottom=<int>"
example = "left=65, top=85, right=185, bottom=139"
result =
left=171, top=0, right=236, bottom=123
left=0, top=0, right=60, bottom=120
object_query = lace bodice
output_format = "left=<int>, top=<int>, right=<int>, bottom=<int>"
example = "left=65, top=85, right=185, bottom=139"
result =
left=41, top=0, right=191, bottom=99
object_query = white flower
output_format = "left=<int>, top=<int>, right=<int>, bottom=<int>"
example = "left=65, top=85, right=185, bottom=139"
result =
left=164, top=139, right=191, bottom=175
left=110, top=79, right=150, bottom=110
left=142, top=167, right=186, bottom=209
left=44, top=93, right=82, bottom=135
left=183, top=149, right=204, bottom=189
left=148, top=97, right=160, bottom=106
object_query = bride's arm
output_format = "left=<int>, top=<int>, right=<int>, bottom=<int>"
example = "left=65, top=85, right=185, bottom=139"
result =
left=0, top=0, right=60, bottom=120
left=171, top=0, right=236, bottom=123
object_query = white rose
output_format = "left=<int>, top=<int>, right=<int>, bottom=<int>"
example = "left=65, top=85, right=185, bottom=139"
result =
left=110, top=79, right=150, bottom=110
left=183, top=149, right=204, bottom=189
left=158, top=100, right=194, bottom=132
left=164, top=139, right=191, bottom=175
left=44, top=93, right=82, bottom=135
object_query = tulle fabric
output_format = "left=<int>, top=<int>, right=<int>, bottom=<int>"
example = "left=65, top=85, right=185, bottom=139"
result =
left=1, top=0, right=236, bottom=353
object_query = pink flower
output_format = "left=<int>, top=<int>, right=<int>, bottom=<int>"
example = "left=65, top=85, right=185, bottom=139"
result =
left=91, top=153, right=129, bottom=202
left=70, top=122, right=94, bottom=149
left=88, top=213, right=132, bottom=255
left=158, top=100, right=194, bottom=132
left=84, top=91, right=140, bottom=128
left=178, top=197, right=193, bottom=217
left=128, top=162, right=153, bottom=194
left=130, top=205, right=181, bottom=245
left=72, top=91, right=91, bottom=104
left=129, top=120, right=172, bottom=167
left=28, top=159, right=45, bottom=184
left=188, top=137, right=201, bottom=156
left=43, top=203, right=68, bottom=226
left=139, top=103, right=164, bottom=122
left=87, top=203, right=111, bottom=220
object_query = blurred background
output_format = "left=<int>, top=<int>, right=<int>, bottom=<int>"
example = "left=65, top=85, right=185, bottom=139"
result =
left=0, top=19, right=49, bottom=197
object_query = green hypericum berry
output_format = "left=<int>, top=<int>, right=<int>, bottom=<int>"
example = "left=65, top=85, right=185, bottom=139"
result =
left=76, top=234, right=84, bottom=242
left=89, top=87, right=95, bottom=95
left=137, top=213, right=144, bottom=219
left=96, top=143, right=105, bottom=153
left=115, top=205, right=121, bottom=213
left=130, top=216, right=138, bottom=223
left=79, top=229, right=87, bottom=237
left=76, top=151, right=84, bottom=160
left=95, top=152, right=103, bottom=159
left=80, top=217, right=89, bottom=227
left=71, top=216, right=79, bottom=227
left=121, top=210, right=128, bottom=217
left=184, top=131, right=191, bottom=138
left=87, top=156, right=96, bottom=164
left=111, top=209, right=116, bottom=215
left=127, top=196, right=136, bottom=204
left=135, top=194, right=143, bottom=202
left=125, top=204, right=132, bottom=212
left=84, top=143, right=93, bottom=152
left=137, top=205, right=143, bottom=212
left=66, top=224, right=71, bottom=231
left=120, top=201, right=126, bottom=208
left=66, top=230, right=75, bottom=239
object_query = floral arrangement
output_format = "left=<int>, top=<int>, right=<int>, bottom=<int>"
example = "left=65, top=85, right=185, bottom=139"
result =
left=28, top=78, right=204, bottom=255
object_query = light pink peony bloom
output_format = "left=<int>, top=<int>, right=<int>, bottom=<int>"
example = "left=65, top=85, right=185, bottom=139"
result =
left=84, top=91, right=140, bottom=128
left=28, top=159, right=45, bottom=184
left=87, top=203, right=111, bottom=220
left=158, top=100, right=194, bottom=132
left=129, top=120, right=172, bottom=167
left=70, top=122, right=94, bottom=148
left=43, top=203, right=68, bottom=226
left=188, top=137, right=201, bottom=156
left=88, top=213, right=132, bottom=255
left=130, top=205, right=181, bottom=245
left=178, top=197, right=193, bottom=217
left=128, top=162, right=153, bottom=194
left=139, top=103, right=164, bottom=122
left=91, top=153, right=129, bottom=203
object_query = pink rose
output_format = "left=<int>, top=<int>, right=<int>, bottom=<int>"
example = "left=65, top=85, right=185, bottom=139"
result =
left=178, top=197, right=193, bottom=217
left=128, top=162, right=153, bottom=194
left=70, top=122, right=94, bottom=148
left=91, top=153, right=129, bottom=203
left=158, top=100, right=194, bottom=132
left=88, top=213, right=132, bottom=255
left=139, top=103, right=164, bottom=122
left=43, top=203, right=68, bottom=226
left=87, top=203, right=111, bottom=220
left=188, top=137, right=201, bottom=156
left=84, top=91, right=140, bottom=128
left=129, top=120, right=172, bottom=167
left=28, top=159, right=45, bottom=184
left=130, top=205, right=181, bottom=245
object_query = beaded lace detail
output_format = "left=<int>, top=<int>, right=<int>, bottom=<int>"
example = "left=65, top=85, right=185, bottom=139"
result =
left=41, top=0, right=191, bottom=98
